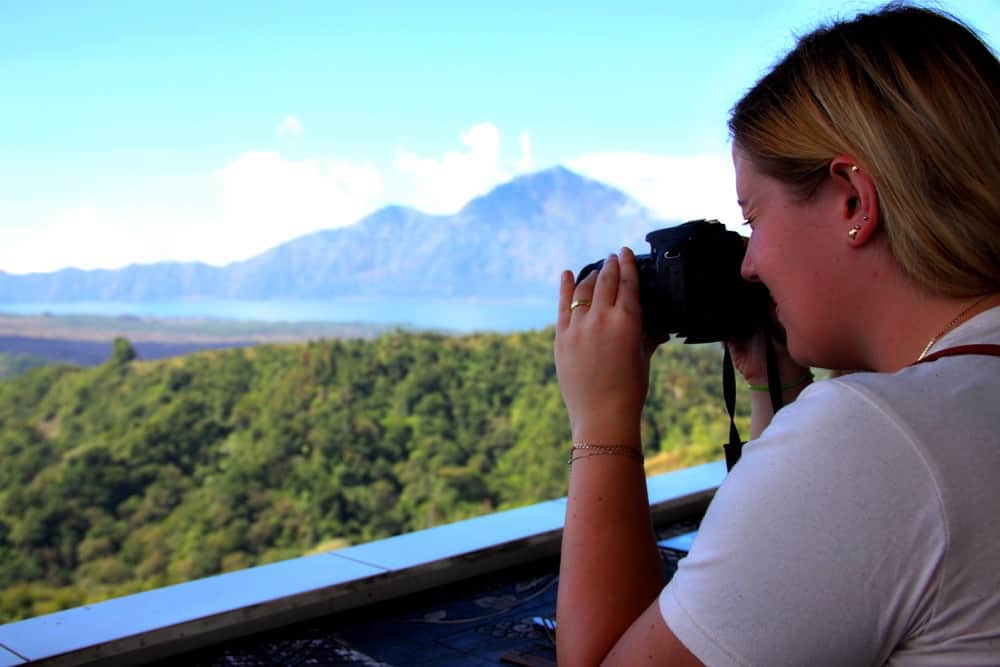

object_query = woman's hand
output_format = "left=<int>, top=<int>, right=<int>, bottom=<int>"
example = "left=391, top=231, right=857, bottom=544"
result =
left=726, top=326, right=806, bottom=387
left=554, top=247, right=657, bottom=445
left=728, top=326, right=812, bottom=439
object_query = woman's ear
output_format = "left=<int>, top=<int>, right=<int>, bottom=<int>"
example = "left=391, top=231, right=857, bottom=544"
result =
left=830, top=155, right=879, bottom=245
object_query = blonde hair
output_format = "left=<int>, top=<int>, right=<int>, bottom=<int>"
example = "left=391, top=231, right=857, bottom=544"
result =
left=729, top=4, right=1000, bottom=296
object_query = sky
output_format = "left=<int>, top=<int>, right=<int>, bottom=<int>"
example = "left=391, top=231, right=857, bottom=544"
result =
left=1, top=0, right=997, bottom=274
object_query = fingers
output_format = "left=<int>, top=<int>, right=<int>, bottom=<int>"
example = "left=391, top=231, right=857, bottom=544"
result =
left=560, top=269, right=598, bottom=324
left=574, top=269, right=598, bottom=304
left=557, top=270, right=574, bottom=330
left=558, top=248, right=639, bottom=329
left=617, top=247, right=640, bottom=313
left=592, top=254, right=619, bottom=307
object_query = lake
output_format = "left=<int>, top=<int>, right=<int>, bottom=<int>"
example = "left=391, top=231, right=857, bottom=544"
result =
left=0, top=297, right=559, bottom=333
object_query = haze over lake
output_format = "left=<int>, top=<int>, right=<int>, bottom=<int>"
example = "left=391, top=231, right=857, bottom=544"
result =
left=0, top=297, right=558, bottom=333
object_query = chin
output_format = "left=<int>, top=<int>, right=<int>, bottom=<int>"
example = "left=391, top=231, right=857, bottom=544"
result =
left=785, top=344, right=810, bottom=368
left=789, top=337, right=856, bottom=373
left=784, top=337, right=818, bottom=369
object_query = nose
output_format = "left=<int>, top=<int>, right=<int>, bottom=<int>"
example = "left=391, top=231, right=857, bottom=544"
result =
left=740, top=244, right=758, bottom=282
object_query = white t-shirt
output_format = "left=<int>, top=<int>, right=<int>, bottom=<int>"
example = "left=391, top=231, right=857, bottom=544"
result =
left=659, top=307, right=1000, bottom=666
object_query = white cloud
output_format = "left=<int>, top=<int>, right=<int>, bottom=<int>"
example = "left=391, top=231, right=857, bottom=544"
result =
left=566, top=152, right=744, bottom=230
left=213, top=151, right=382, bottom=262
left=516, top=132, right=533, bottom=172
left=393, top=122, right=512, bottom=214
left=1, top=207, right=128, bottom=273
left=277, top=115, right=303, bottom=137
left=1, top=150, right=383, bottom=273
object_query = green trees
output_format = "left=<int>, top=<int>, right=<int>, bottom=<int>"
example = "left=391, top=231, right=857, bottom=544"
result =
left=110, top=337, right=137, bottom=365
left=0, top=352, right=48, bottom=379
left=0, top=328, right=747, bottom=622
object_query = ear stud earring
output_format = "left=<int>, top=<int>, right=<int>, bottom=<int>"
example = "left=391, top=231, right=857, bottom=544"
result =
left=848, top=224, right=862, bottom=240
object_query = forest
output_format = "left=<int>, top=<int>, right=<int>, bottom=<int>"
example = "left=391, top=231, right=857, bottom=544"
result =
left=0, top=329, right=749, bottom=622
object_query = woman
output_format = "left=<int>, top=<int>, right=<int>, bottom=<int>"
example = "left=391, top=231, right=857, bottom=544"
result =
left=554, top=5, right=1000, bottom=665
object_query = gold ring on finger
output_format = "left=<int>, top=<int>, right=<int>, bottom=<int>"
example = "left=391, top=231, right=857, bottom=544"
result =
left=570, top=299, right=592, bottom=311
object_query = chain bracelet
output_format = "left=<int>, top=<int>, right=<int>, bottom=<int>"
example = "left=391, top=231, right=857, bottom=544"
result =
left=568, top=443, right=644, bottom=465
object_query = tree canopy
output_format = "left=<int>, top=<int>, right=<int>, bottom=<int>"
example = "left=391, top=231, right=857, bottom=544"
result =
left=0, top=328, right=748, bottom=622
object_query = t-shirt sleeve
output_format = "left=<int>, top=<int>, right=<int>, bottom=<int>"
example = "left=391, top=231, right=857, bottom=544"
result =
left=658, top=379, right=945, bottom=667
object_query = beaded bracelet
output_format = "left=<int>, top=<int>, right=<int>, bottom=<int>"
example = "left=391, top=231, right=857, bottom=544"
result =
left=747, top=370, right=814, bottom=392
left=568, top=443, right=644, bottom=466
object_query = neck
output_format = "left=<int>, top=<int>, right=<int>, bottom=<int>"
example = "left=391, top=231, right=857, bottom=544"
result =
left=868, top=291, right=1000, bottom=372
left=915, top=294, right=1000, bottom=361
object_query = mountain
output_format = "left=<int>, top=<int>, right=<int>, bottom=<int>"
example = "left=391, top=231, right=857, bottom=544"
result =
left=0, top=167, right=674, bottom=301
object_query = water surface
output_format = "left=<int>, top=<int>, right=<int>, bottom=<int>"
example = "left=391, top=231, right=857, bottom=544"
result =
left=0, top=297, right=558, bottom=333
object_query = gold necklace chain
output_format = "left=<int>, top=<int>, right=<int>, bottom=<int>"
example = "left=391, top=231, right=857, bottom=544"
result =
left=916, top=294, right=997, bottom=362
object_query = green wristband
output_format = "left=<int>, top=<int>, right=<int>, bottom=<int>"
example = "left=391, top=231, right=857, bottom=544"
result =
left=748, top=370, right=814, bottom=392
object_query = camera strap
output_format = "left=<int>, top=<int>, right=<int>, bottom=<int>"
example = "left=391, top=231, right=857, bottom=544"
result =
left=722, top=330, right=784, bottom=471
left=722, top=345, right=741, bottom=471
left=912, top=344, right=1000, bottom=364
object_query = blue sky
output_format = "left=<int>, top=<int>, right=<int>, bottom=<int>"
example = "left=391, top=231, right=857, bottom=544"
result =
left=1, top=0, right=996, bottom=274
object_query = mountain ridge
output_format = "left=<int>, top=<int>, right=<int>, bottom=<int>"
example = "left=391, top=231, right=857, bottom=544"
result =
left=0, top=166, right=674, bottom=301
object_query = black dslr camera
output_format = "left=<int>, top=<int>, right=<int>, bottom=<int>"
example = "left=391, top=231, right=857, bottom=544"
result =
left=576, top=219, right=770, bottom=343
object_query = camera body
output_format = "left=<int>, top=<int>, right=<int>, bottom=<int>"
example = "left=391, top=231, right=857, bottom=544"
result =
left=575, top=219, right=770, bottom=343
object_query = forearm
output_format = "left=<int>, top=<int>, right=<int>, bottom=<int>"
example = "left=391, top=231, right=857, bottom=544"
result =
left=552, top=252, right=668, bottom=664
left=556, top=438, right=665, bottom=666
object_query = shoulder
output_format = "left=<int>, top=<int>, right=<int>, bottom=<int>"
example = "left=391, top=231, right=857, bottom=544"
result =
left=659, top=377, right=948, bottom=666
left=660, top=328, right=1000, bottom=665
left=739, top=375, right=933, bottom=488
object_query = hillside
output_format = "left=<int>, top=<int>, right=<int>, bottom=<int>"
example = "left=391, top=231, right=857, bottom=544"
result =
left=0, top=352, right=48, bottom=379
left=0, top=330, right=748, bottom=621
